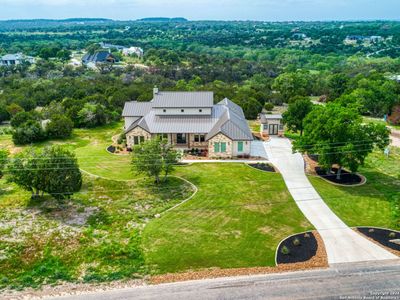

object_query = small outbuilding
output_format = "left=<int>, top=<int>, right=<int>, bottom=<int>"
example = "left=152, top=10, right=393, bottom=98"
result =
left=260, top=113, right=284, bottom=137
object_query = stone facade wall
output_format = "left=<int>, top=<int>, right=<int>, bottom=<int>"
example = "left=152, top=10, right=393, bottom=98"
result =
left=126, top=127, right=152, bottom=147
left=208, top=133, right=233, bottom=158
left=188, top=134, right=208, bottom=149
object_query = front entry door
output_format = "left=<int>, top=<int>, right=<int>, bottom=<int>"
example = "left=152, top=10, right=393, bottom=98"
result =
left=269, top=124, right=279, bottom=135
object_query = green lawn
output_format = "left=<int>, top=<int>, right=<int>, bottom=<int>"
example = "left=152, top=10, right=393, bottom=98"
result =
left=0, top=124, right=313, bottom=288
left=142, top=163, right=312, bottom=274
left=310, top=147, right=400, bottom=229
left=0, top=122, right=133, bottom=180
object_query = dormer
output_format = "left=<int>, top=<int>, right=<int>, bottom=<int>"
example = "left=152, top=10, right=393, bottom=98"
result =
left=152, top=91, right=213, bottom=116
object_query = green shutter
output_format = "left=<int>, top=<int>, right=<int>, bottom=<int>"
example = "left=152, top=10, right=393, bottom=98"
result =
left=221, top=142, right=226, bottom=152
left=238, top=141, right=243, bottom=152
left=214, top=142, right=220, bottom=153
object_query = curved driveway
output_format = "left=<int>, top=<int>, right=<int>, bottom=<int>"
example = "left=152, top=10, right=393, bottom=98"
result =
left=264, top=137, right=397, bottom=264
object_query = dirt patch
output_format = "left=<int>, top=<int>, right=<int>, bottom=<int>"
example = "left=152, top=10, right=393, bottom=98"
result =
left=356, top=227, right=400, bottom=257
left=150, top=231, right=327, bottom=285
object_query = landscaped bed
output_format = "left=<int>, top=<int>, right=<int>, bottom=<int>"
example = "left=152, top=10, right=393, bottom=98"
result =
left=248, top=163, right=276, bottom=172
left=357, top=227, right=400, bottom=256
left=315, top=167, right=364, bottom=185
left=276, top=231, right=318, bottom=264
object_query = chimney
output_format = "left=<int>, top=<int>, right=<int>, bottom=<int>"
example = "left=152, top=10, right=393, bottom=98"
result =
left=153, top=86, right=159, bottom=96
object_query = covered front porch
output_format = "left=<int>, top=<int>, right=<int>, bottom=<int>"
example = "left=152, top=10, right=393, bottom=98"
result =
left=160, top=133, right=209, bottom=149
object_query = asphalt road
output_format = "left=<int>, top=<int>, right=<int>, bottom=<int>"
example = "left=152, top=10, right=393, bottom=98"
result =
left=48, top=260, right=400, bottom=300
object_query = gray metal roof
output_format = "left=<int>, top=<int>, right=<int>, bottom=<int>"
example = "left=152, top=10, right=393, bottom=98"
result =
left=218, top=98, right=245, bottom=118
left=260, top=113, right=282, bottom=123
left=122, top=101, right=153, bottom=117
left=152, top=91, right=214, bottom=108
left=124, top=93, right=253, bottom=141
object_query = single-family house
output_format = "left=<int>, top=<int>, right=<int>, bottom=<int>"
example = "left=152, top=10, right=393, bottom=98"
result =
left=122, top=47, right=144, bottom=57
left=99, top=42, right=125, bottom=51
left=0, top=53, right=35, bottom=66
left=122, top=89, right=253, bottom=158
left=260, top=113, right=284, bottom=137
left=82, top=51, right=116, bottom=67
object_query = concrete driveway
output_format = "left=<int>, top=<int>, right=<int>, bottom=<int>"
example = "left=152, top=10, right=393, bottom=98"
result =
left=264, top=137, right=397, bottom=264
left=250, top=140, right=268, bottom=159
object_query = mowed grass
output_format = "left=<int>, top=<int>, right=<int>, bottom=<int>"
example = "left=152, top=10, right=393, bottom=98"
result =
left=309, top=147, right=400, bottom=229
left=142, top=163, right=313, bottom=274
left=0, top=121, right=133, bottom=180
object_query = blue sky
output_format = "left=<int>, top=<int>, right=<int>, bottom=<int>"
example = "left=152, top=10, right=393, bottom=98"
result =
left=0, top=0, right=399, bottom=21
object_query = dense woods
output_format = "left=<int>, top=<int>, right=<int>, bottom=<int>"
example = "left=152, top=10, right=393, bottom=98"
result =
left=1, top=19, right=400, bottom=143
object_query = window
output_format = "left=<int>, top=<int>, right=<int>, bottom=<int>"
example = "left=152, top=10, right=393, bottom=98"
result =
left=199, top=109, right=202, bottom=113
left=133, top=136, right=139, bottom=145
left=139, top=136, right=145, bottom=143
left=214, top=142, right=220, bottom=153
left=214, top=142, right=227, bottom=153
left=220, top=142, right=226, bottom=152
left=238, top=141, right=244, bottom=152
left=181, top=109, right=185, bottom=113
left=263, top=124, right=268, bottom=130
left=194, top=134, right=206, bottom=143
left=279, top=124, right=284, bottom=130
left=158, top=133, right=168, bottom=140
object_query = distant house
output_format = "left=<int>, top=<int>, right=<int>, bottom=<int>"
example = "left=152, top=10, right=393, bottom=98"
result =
left=99, top=42, right=125, bottom=51
left=122, top=89, right=253, bottom=158
left=260, top=114, right=284, bottom=137
left=82, top=51, right=116, bottom=67
left=99, top=42, right=144, bottom=57
left=344, top=35, right=383, bottom=44
left=122, top=47, right=144, bottom=57
left=292, top=33, right=307, bottom=40
left=0, top=53, right=35, bottom=66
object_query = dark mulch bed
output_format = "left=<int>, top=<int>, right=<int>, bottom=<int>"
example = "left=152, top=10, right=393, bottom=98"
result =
left=248, top=163, right=276, bottom=173
left=107, top=145, right=116, bottom=153
left=315, top=167, right=362, bottom=185
left=357, top=227, right=400, bottom=252
left=277, top=232, right=318, bottom=264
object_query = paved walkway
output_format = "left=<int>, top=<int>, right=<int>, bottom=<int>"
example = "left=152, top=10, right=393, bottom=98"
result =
left=264, top=137, right=397, bottom=265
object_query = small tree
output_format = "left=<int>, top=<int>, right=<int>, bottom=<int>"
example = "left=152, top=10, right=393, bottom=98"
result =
left=131, top=139, right=181, bottom=184
left=46, top=114, right=74, bottom=139
left=293, top=103, right=390, bottom=179
left=12, top=120, right=46, bottom=145
left=7, top=145, right=82, bottom=199
left=282, top=97, right=314, bottom=136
